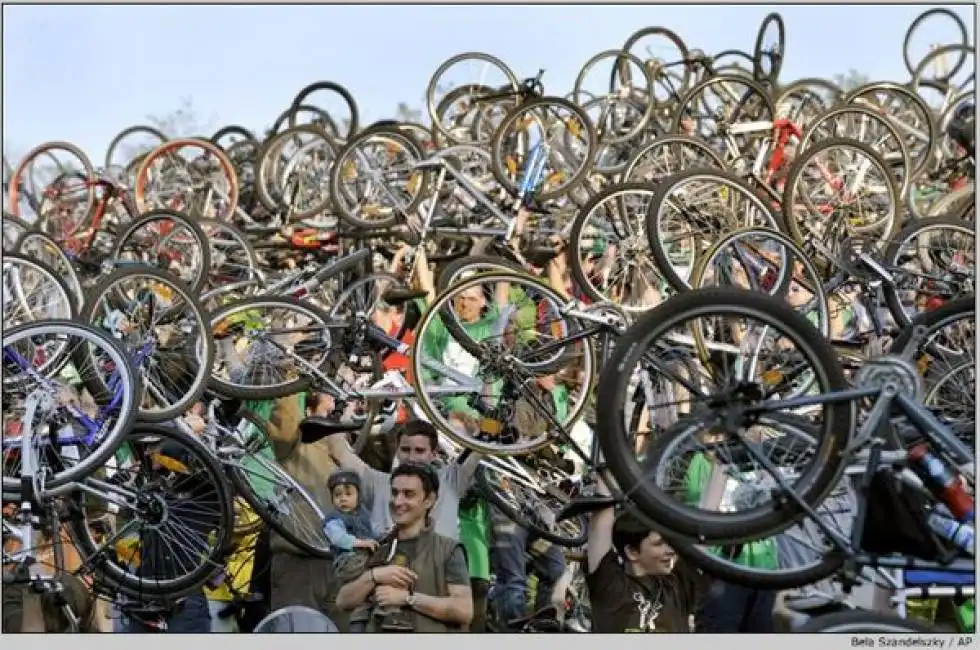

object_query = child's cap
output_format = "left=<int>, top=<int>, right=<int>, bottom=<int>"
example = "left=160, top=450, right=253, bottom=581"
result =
left=328, top=469, right=361, bottom=494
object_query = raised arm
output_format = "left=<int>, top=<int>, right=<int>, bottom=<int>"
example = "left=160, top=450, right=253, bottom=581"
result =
left=587, top=475, right=615, bottom=574
left=317, top=394, right=369, bottom=477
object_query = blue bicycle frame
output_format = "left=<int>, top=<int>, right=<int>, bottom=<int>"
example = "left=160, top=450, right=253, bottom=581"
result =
left=516, top=142, right=549, bottom=206
left=1, top=345, right=130, bottom=450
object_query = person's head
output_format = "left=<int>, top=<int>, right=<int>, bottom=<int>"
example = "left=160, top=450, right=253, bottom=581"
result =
left=394, top=419, right=440, bottom=465
left=453, top=285, right=486, bottom=323
left=389, top=462, right=439, bottom=529
left=328, top=470, right=361, bottom=513
left=612, top=510, right=677, bottom=577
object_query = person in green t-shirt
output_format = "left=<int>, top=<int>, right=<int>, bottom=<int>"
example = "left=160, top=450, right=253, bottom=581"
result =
left=683, top=450, right=779, bottom=632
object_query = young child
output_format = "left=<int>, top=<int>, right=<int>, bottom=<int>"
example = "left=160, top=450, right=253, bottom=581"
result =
left=323, top=470, right=378, bottom=554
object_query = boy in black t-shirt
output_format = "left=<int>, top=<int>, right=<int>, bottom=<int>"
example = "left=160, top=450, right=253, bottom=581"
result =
left=584, top=479, right=701, bottom=633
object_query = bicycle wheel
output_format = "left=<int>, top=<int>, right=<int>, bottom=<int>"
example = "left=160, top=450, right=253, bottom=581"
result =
left=67, top=422, right=235, bottom=599
left=111, top=209, right=212, bottom=295
left=595, top=287, right=851, bottom=544
left=432, top=270, right=589, bottom=375
left=411, top=273, right=595, bottom=456
left=797, top=105, right=910, bottom=201
left=476, top=463, right=588, bottom=547
left=903, top=8, right=970, bottom=81
left=329, top=125, right=428, bottom=229
left=2, top=253, right=76, bottom=327
left=225, top=440, right=333, bottom=559
left=881, top=215, right=975, bottom=329
left=567, top=182, right=667, bottom=313
left=797, top=609, right=943, bottom=633
left=646, top=168, right=783, bottom=293
left=6, top=140, right=95, bottom=219
left=752, top=12, right=785, bottom=85
left=104, top=125, right=168, bottom=174
left=489, top=96, right=598, bottom=202
left=669, top=413, right=852, bottom=590
left=208, top=296, right=334, bottom=400
left=891, top=296, right=975, bottom=449
left=688, top=227, right=831, bottom=340
left=2, top=320, right=138, bottom=493
left=79, top=266, right=214, bottom=422
left=781, top=137, right=900, bottom=256
left=620, top=134, right=725, bottom=184
left=288, top=80, right=360, bottom=140
left=425, top=52, right=519, bottom=146
left=134, top=138, right=240, bottom=222
left=14, top=230, right=84, bottom=311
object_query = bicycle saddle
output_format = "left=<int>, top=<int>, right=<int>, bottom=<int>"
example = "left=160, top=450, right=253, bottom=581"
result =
left=380, top=288, right=429, bottom=306
left=298, top=417, right=363, bottom=444
left=557, top=495, right=617, bottom=522
left=507, top=604, right=561, bottom=632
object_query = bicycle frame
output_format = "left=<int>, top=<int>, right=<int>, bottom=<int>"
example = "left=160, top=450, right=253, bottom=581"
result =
left=726, top=344, right=975, bottom=578
left=1, top=349, right=125, bottom=451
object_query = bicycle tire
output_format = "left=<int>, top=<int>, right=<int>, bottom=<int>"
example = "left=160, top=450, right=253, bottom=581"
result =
left=882, top=215, right=975, bottom=329
left=797, top=609, right=944, bottom=633
left=670, top=413, right=848, bottom=590
left=489, top=96, right=599, bottom=203
left=426, top=52, right=519, bottom=145
left=207, top=295, right=334, bottom=400
left=567, top=182, right=660, bottom=312
left=902, top=8, right=969, bottom=81
left=476, top=465, right=588, bottom=547
left=434, top=269, right=588, bottom=376
left=688, top=226, right=831, bottom=339
left=111, top=208, right=212, bottom=295
left=11, top=232, right=85, bottom=311
left=646, top=167, right=783, bottom=293
left=410, top=273, right=596, bottom=456
left=797, top=105, right=911, bottom=201
left=6, top=140, right=96, bottom=219
left=781, top=136, right=901, bottom=251
left=134, top=138, right=240, bottom=222
left=1, top=252, right=77, bottom=325
left=753, top=12, right=785, bottom=85
left=2, top=319, right=139, bottom=493
left=889, top=294, right=975, bottom=357
left=225, top=442, right=333, bottom=559
left=594, top=287, right=851, bottom=544
left=329, top=125, right=429, bottom=229
left=288, top=80, right=360, bottom=140
left=615, top=27, right=692, bottom=99
left=104, top=125, right=168, bottom=171
left=78, top=265, right=215, bottom=422
left=211, top=125, right=258, bottom=147
left=67, top=422, right=235, bottom=599
left=620, top=134, right=726, bottom=184
left=845, top=82, right=938, bottom=179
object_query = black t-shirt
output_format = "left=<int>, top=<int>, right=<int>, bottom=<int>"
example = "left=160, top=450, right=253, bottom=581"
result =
left=585, top=550, right=700, bottom=633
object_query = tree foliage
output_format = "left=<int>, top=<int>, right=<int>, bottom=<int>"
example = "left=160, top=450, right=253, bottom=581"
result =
left=146, top=97, right=217, bottom=139
left=833, top=69, right=871, bottom=92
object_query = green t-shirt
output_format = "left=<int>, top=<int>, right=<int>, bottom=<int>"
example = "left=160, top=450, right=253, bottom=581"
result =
left=458, top=498, right=491, bottom=580
left=683, top=452, right=778, bottom=570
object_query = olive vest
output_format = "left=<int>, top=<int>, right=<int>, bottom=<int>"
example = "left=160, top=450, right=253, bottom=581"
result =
left=364, top=527, right=463, bottom=633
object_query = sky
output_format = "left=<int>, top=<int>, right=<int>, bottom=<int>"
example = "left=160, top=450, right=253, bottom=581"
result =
left=2, top=3, right=975, bottom=161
